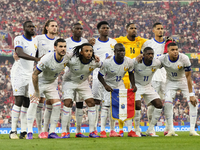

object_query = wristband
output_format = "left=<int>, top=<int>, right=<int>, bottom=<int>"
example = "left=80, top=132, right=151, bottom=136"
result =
left=189, top=93, right=195, bottom=97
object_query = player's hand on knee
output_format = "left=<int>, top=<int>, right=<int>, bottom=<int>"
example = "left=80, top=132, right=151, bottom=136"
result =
left=94, top=55, right=100, bottom=62
left=30, top=93, right=40, bottom=103
left=136, top=54, right=143, bottom=63
left=190, top=96, right=197, bottom=107
left=105, top=85, right=113, bottom=92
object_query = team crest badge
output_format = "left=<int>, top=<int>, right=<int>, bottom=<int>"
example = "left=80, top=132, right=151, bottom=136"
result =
left=177, top=65, right=182, bottom=69
left=34, top=44, right=37, bottom=50
left=151, top=68, right=156, bottom=72
left=110, top=44, right=114, bottom=50
left=137, top=42, right=140, bottom=48
left=64, top=63, right=67, bottom=67
left=124, top=67, right=128, bottom=72
left=89, top=67, right=94, bottom=72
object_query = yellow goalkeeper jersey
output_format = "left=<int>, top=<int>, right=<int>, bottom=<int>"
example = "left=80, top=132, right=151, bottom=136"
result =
left=115, top=36, right=147, bottom=59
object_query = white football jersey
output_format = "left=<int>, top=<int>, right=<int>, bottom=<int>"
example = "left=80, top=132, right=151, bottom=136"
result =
left=93, top=38, right=117, bottom=61
left=13, top=35, right=37, bottom=79
left=159, top=53, right=191, bottom=81
left=36, top=52, right=73, bottom=84
left=65, top=37, right=88, bottom=53
left=63, top=57, right=102, bottom=84
left=134, top=58, right=162, bottom=86
left=99, top=56, right=134, bottom=87
left=141, top=38, right=166, bottom=82
left=35, top=34, right=57, bottom=57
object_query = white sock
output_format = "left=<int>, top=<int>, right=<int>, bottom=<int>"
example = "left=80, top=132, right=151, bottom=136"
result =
left=101, top=107, right=108, bottom=131
left=36, top=103, right=44, bottom=134
left=164, top=102, right=174, bottom=131
left=49, top=102, right=61, bottom=133
left=147, top=105, right=154, bottom=123
left=88, top=106, right=96, bottom=133
left=43, top=104, right=52, bottom=132
left=75, top=108, right=83, bottom=133
left=148, top=108, right=162, bottom=131
left=11, top=105, right=21, bottom=131
left=20, top=106, right=28, bottom=132
left=27, top=100, right=39, bottom=133
left=134, top=110, right=141, bottom=131
left=189, top=102, right=197, bottom=131
left=127, top=119, right=133, bottom=132
left=61, top=106, right=71, bottom=133
left=94, top=105, right=100, bottom=131
left=108, top=108, right=115, bottom=131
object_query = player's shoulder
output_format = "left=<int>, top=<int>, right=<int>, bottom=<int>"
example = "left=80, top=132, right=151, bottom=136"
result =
left=108, top=38, right=117, bottom=43
left=179, top=53, right=189, bottom=59
left=152, top=58, right=161, bottom=65
left=35, top=34, right=45, bottom=40
left=14, top=35, right=23, bottom=41
left=136, top=36, right=148, bottom=42
left=81, top=37, right=88, bottom=43
left=65, top=37, right=71, bottom=42
left=40, top=52, right=53, bottom=62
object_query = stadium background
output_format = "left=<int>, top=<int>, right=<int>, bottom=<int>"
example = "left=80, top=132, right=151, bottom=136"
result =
left=0, top=0, right=200, bottom=132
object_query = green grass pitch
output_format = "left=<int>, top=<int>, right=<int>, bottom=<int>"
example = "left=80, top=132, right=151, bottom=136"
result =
left=0, top=132, right=199, bottom=150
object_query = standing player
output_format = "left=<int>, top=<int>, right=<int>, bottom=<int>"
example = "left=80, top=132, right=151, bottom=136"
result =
left=98, top=43, right=137, bottom=137
left=10, top=21, right=39, bottom=139
left=27, top=20, right=58, bottom=139
left=27, top=38, right=73, bottom=139
left=92, top=21, right=117, bottom=134
left=159, top=42, right=199, bottom=136
left=62, top=43, right=101, bottom=138
left=115, top=23, right=147, bottom=136
left=134, top=47, right=163, bottom=137
left=140, top=22, right=166, bottom=134
left=61, top=23, right=88, bottom=138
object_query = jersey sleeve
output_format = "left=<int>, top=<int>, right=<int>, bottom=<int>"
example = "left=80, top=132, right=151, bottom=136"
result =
left=14, top=36, right=23, bottom=49
left=114, top=36, right=125, bottom=43
left=128, top=58, right=134, bottom=72
left=99, top=60, right=108, bottom=76
left=36, top=55, right=48, bottom=72
left=140, top=40, right=149, bottom=53
left=183, top=54, right=191, bottom=72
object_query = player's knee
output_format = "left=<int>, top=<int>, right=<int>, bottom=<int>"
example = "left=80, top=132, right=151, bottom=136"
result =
left=76, top=102, right=83, bottom=109
left=85, top=98, right=95, bottom=107
left=135, top=101, right=141, bottom=110
left=152, top=99, right=163, bottom=109
left=15, top=96, right=24, bottom=107
left=23, top=97, right=30, bottom=108
left=64, top=99, right=73, bottom=107
left=94, top=99, right=101, bottom=105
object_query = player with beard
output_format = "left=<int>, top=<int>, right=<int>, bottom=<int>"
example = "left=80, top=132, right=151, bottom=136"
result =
left=10, top=21, right=39, bottom=139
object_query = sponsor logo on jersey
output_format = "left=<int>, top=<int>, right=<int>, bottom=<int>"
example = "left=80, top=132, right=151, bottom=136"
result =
left=151, top=68, right=156, bottom=72
left=89, top=67, right=94, bottom=72
left=42, top=44, right=46, bottom=46
left=177, top=65, right=182, bottom=69
left=97, top=48, right=101, bottom=50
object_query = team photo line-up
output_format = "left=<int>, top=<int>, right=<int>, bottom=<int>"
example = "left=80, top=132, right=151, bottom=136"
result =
left=8, top=19, right=199, bottom=139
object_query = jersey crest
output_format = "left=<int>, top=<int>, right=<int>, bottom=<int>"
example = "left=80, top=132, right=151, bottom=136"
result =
left=151, top=67, right=156, bottom=73
left=89, top=67, right=94, bottom=72
left=177, top=65, right=182, bottom=70
left=124, top=67, right=128, bottom=72
left=64, top=63, right=67, bottom=67
left=110, top=44, right=114, bottom=51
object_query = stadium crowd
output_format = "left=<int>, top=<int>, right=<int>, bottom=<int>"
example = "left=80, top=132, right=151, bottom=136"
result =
left=0, top=0, right=200, bottom=128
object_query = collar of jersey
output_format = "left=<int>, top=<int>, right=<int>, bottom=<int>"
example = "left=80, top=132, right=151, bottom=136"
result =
left=98, top=38, right=109, bottom=43
left=45, top=34, right=55, bottom=40
left=168, top=54, right=179, bottom=63
left=153, top=38, right=165, bottom=44
left=23, top=35, right=32, bottom=41
left=113, top=56, right=124, bottom=65
left=143, top=58, right=152, bottom=66
left=71, top=37, right=81, bottom=43
left=54, top=52, right=63, bottom=63
left=80, top=58, right=92, bottom=65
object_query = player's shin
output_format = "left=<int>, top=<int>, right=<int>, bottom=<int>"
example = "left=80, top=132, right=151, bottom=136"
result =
left=75, top=108, right=83, bottom=133
left=188, top=102, right=197, bottom=131
left=134, top=110, right=141, bottom=132
left=36, top=103, right=44, bottom=134
left=147, top=105, right=155, bottom=123
left=94, top=105, right=100, bottom=131
left=88, top=106, right=96, bottom=133
left=148, top=108, right=162, bottom=131
left=61, top=106, right=72, bottom=133
left=11, top=105, right=21, bottom=131
left=21, top=106, right=28, bottom=132
left=101, top=107, right=108, bottom=131
left=164, top=102, right=174, bottom=131
left=126, top=119, right=133, bottom=132
left=43, top=105, right=52, bottom=132
left=49, top=102, right=61, bottom=133
left=27, top=101, right=39, bottom=133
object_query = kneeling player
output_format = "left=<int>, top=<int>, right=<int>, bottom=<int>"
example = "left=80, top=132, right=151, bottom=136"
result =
left=98, top=43, right=137, bottom=137
left=134, top=47, right=163, bottom=137
left=61, top=43, right=101, bottom=138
